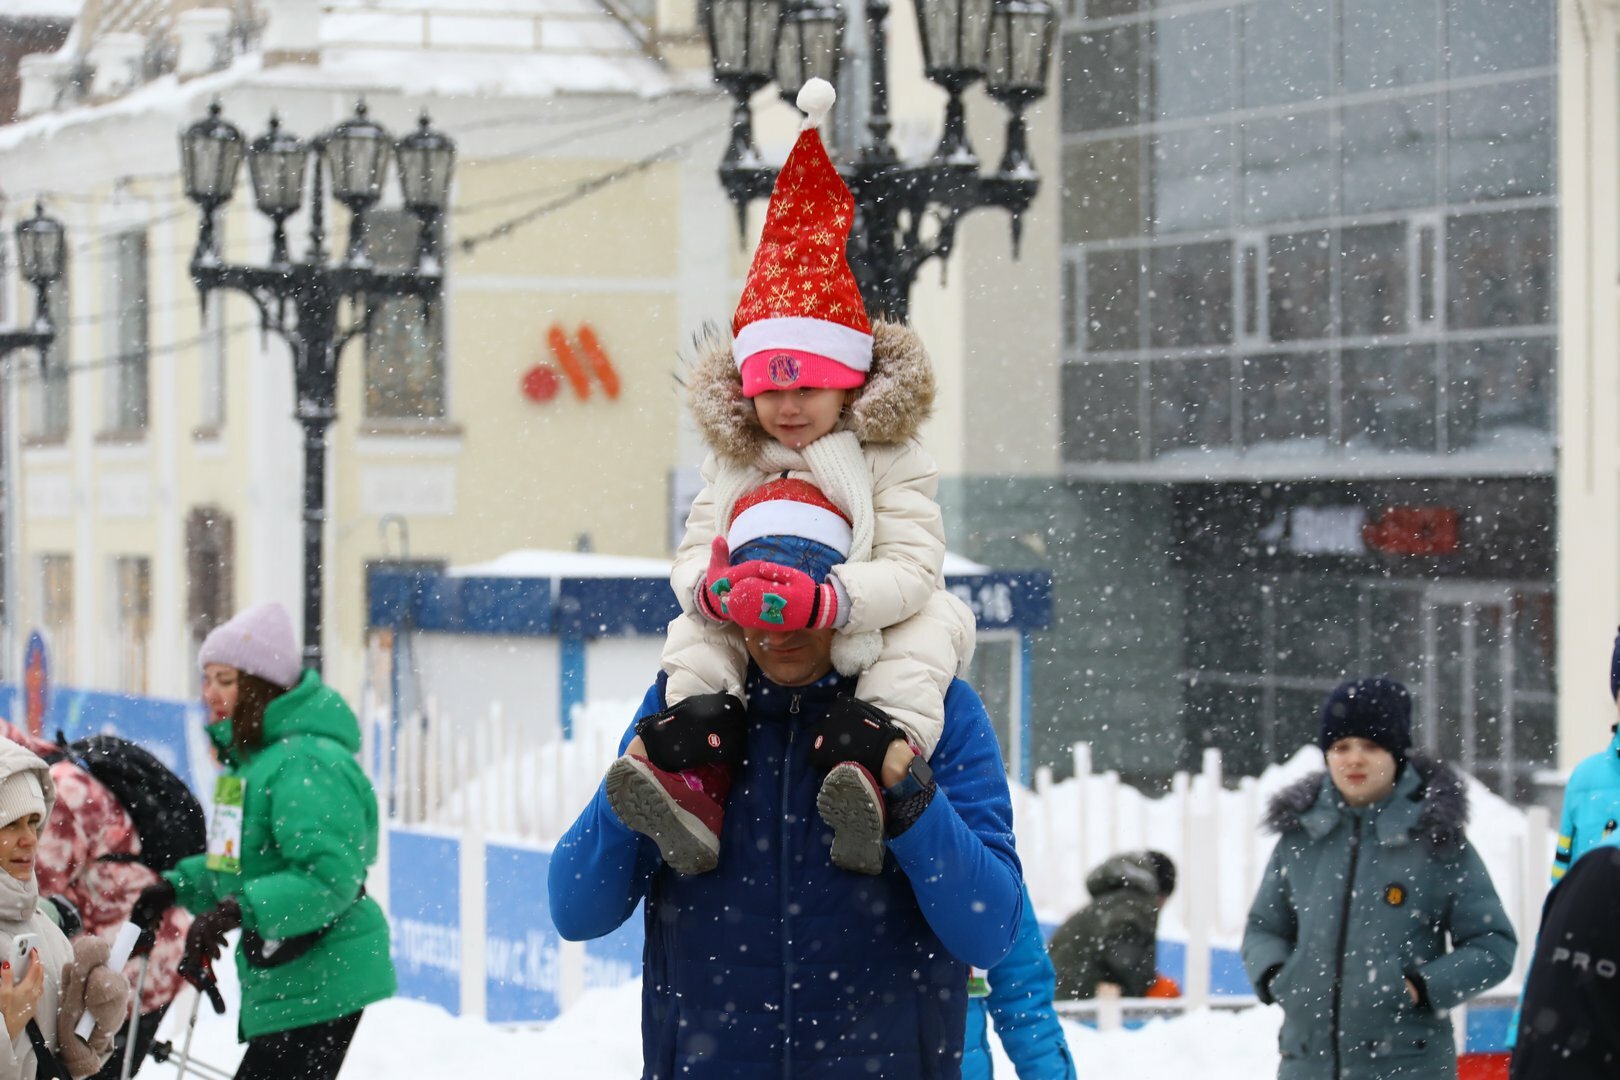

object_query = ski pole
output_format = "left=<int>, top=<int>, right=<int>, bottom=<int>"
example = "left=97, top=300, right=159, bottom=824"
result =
left=169, top=988, right=202, bottom=1080
left=118, top=955, right=148, bottom=1080
left=146, top=1038, right=233, bottom=1080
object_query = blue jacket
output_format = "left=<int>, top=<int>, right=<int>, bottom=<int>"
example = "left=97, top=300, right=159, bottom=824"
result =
left=962, top=888, right=1076, bottom=1080
left=1553, top=727, right=1620, bottom=882
left=548, top=669, right=1025, bottom=1079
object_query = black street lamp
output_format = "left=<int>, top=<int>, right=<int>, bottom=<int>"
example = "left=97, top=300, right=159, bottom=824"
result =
left=2, top=203, right=65, bottom=359
left=179, top=99, right=456, bottom=675
left=705, top=0, right=1055, bottom=320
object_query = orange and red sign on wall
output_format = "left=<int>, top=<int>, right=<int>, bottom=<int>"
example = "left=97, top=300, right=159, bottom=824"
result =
left=523, top=323, right=621, bottom=404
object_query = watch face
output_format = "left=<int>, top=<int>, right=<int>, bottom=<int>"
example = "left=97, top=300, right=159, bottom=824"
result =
left=907, top=754, right=933, bottom=787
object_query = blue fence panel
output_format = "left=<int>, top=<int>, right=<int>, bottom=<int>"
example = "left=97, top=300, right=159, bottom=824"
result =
left=1, top=683, right=209, bottom=795
left=484, top=843, right=564, bottom=1023
left=583, top=913, right=644, bottom=992
left=388, top=830, right=463, bottom=1014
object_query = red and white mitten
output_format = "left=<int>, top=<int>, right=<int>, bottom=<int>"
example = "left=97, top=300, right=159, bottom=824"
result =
left=725, top=563, right=839, bottom=631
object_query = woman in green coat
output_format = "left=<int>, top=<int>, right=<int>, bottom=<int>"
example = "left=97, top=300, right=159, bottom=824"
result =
left=1242, top=677, right=1516, bottom=1080
left=131, top=603, right=395, bottom=1080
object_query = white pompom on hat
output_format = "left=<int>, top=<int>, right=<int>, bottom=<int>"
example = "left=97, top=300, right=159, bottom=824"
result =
left=198, top=602, right=303, bottom=690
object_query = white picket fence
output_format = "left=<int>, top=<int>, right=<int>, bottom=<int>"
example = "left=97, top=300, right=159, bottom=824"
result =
left=365, top=697, right=1556, bottom=1005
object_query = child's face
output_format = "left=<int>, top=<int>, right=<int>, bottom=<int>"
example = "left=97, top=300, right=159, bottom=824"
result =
left=752, top=387, right=849, bottom=450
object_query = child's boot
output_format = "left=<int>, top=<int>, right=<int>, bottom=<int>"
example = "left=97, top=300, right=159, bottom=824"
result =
left=816, top=761, right=886, bottom=875
left=607, top=755, right=734, bottom=875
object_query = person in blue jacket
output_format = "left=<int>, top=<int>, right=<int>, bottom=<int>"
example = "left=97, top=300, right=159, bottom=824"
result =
left=1550, top=628, right=1620, bottom=882
left=962, top=885, right=1076, bottom=1080
left=547, top=495, right=1025, bottom=1079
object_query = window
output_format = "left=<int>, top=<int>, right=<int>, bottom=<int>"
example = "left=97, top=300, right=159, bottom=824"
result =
left=1340, top=223, right=1408, bottom=337
left=186, top=507, right=234, bottom=651
left=1447, top=79, right=1554, bottom=204
left=1341, top=96, right=1440, bottom=214
left=1266, top=230, right=1333, bottom=341
left=1061, top=27, right=1142, bottom=133
left=364, top=210, right=446, bottom=422
left=198, top=293, right=227, bottom=434
left=1149, top=242, right=1232, bottom=347
left=24, top=275, right=69, bottom=442
left=110, top=555, right=150, bottom=694
left=1340, top=0, right=1440, bottom=91
left=1446, top=338, right=1554, bottom=451
left=1243, top=113, right=1334, bottom=226
left=1150, top=357, right=1234, bottom=456
left=1447, top=0, right=1553, bottom=77
left=1151, top=9, right=1234, bottom=120
left=35, top=554, right=73, bottom=684
left=1150, top=126, right=1235, bottom=235
left=105, top=231, right=148, bottom=434
left=1241, top=353, right=1330, bottom=449
left=1062, top=361, right=1142, bottom=462
left=1240, top=0, right=1332, bottom=108
left=1445, top=208, right=1553, bottom=329
left=1085, top=249, right=1142, bottom=352
left=1342, top=345, right=1439, bottom=453
left=1063, top=137, right=1142, bottom=242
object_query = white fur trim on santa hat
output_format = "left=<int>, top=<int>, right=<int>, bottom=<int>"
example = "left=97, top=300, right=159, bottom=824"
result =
left=727, top=499, right=854, bottom=556
left=734, top=317, right=874, bottom=373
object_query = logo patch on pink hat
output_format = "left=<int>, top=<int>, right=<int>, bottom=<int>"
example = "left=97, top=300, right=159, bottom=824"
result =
left=767, top=353, right=801, bottom=387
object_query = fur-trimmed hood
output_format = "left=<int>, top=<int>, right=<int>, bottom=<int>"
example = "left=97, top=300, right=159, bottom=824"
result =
left=1262, top=752, right=1469, bottom=857
left=685, top=320, right=935, bottom=463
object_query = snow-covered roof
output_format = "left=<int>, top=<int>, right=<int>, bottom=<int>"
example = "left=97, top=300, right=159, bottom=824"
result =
left=447, top=548, right=992, bottom=579
left=0, top=0, right=79, bottom=18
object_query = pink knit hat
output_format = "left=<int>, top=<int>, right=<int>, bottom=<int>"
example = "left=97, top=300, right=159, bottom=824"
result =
left=198, top=602, right=302, bottom=689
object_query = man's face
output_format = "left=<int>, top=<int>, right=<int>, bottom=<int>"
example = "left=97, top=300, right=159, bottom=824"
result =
left=742, top=625, right=837, bottom=687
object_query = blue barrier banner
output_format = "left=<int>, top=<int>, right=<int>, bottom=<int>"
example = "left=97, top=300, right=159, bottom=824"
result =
left=583, top=912, right=643, bottom=991
left=484, top=843, right=563, bottom=1023
left=1, top=683, right=211, bottom=797
left=388, top=830, right=462, bottom=1015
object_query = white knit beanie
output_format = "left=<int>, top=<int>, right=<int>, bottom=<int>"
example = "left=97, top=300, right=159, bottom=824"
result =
left=0, top=741, right=53, bottom=828
left=198, top=602, right=302, bottom=689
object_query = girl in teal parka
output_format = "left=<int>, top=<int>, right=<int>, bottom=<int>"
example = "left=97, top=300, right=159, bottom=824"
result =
left=1243, top=677, right=1516, bottom=1080
left=130, top=603, right=395, bottom=1080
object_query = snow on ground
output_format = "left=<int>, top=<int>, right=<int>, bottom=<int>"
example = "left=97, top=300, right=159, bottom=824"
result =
left=157, top=946, right=1282, bottom=1077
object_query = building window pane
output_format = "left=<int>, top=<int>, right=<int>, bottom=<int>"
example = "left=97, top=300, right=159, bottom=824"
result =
left=35, top=554, right=73, bottom=684
left=1149, top=242, right=1232, bottom=347
left=1184, top=577, right=1262, bottom=672
left=1341, top=96, right=1440, bottom=214
left=1340, top=223, right=1408, bottom=337
left=106, top=231, right=148, bottom=433
left=1151, top=126, right=1235, bottom=234
left=1341, top=0, right=1440, bottom=91
left=1267, top=230, right=1333, bottom=341
left=1446, top=337, right=1554, bottom=452
left=1242, top=353, right=1330, bottom=449
left=1243, top=113, right=1334, bottom=226
left=1152, top=9, right=1234, bottom=120
left=1062, top=26, right=1141, bottom=133
left=1182, top=681, right=1265, bottom=779
left=1062, top=361, right=1143, bottom=462
left=1447, top=78, right=1554, bottom=204
left=1150, top=357, right=1233, bottom=456
left=1084, top=249, right=1142, bottom=352
left=1342, top=345, right=1438, bottom=453
left=1446, top=208, right=1553, bottom=329
left=1273, top=577, right=1359, bottom=679
left=1063, top=137, right=1143, bottom=243
left=198, top=294, right=227, bottom=433
left=1240, top=0, right=1332, bottom=108
left=1363, top=586, right=1425, bottom=687
left=364, top=210, right=447, bottom=421
left=1447, top=0, right=1553, bottom=77
left=25, top=275, right=69, bottom=442
left=1086, top=0, right=1140, bottom=16
left=110, top=555, right=150, bottom=694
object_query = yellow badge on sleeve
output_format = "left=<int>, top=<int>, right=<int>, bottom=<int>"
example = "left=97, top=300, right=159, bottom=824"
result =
left=1384, top=883, right=1406, bottom=907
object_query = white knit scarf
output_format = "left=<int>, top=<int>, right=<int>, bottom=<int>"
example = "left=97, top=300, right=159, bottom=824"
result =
left=0, top=869, right=39, bottom=927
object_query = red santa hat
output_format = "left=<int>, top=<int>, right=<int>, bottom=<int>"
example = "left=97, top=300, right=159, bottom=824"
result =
left=725, top=477, right=853, bottom=563
left=731, top=79, right=873, bottom=399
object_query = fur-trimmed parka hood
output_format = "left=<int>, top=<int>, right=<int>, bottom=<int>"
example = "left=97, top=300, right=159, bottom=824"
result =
left=685, top=320, right=935, bottom=463
left=1262, top=752, right=1469, bottom=857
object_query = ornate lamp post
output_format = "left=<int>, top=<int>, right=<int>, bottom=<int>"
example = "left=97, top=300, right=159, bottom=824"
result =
left=179, top=99, right=456, bottom=674
left=706, top=0, right=1056, bottom=319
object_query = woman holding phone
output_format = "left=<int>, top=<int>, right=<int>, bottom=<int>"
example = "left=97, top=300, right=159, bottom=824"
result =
left=0, top=738, right=128, bottom=1079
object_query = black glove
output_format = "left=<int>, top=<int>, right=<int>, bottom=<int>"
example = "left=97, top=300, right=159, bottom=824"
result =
left=130, top=879, right=177, bottom=955
left=635, top=693, right=747, bottom=770
left=182, top=897, right=241, bottom=971
left=807, top=696, right=908, bottom=780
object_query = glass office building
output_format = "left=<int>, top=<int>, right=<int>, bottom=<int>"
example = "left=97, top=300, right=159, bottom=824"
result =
left=1045, top=0, right=1556, bottom=794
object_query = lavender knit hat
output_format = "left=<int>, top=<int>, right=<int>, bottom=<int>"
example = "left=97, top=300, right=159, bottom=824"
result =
left=198, top=602, right=302, bottom=689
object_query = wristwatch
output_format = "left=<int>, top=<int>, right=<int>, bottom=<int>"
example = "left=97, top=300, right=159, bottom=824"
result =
left=884, top=753, right=935, bottom=837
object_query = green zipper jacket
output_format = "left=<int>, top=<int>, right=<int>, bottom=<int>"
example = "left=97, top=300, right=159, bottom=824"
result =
left=1242, top=755, right=1515, bottom=1080
left=167, top=670, right=396, bottom=1040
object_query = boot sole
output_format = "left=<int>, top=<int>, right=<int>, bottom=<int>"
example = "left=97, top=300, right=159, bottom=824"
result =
left=605, top=757, right=720, bottom=875
left=817, top=764, right=885, bottom=875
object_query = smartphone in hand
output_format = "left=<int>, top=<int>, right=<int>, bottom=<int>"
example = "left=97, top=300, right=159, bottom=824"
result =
left=10, top=934, right=38, bottom=980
